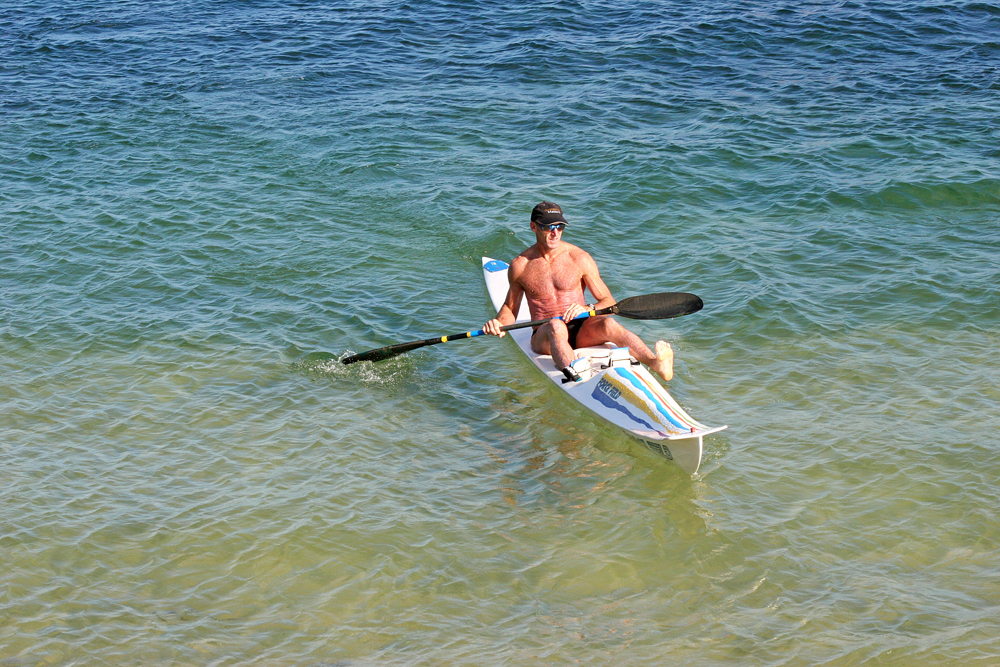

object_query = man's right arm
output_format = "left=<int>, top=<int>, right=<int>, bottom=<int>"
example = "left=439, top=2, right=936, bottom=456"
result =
left=483, top=263, right=524, bottom=337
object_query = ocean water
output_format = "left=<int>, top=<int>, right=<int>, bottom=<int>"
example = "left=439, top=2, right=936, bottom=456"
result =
left=2, top=1, right=999, bottom=665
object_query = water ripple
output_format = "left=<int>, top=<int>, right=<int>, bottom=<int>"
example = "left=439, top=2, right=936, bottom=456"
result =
left=3, top=0, right=1000, bottom=665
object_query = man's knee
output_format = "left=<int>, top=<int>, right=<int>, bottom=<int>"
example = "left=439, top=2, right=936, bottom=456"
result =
left=591, top=316, right=620, bottom=338
left=531, top=320, right=569, bottom=353
left=548, top=319, right=570, bottom=341
left=544, top=321, right=573, bottom=351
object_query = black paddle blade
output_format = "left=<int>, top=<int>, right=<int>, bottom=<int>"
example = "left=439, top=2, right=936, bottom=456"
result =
left=614, top=292, right=703, bottom=320
left=341, top=338, right=438, bottom=365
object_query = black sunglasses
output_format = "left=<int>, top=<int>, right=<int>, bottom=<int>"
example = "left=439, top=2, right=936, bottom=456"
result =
left=536, top=222, right=566, bottom=232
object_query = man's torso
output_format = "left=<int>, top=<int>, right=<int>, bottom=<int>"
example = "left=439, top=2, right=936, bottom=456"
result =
left=512, top=244, right=588, bottom=320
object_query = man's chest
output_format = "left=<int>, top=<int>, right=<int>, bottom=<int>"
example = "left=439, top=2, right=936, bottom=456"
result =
left=520, top=259, right=583, bottom=295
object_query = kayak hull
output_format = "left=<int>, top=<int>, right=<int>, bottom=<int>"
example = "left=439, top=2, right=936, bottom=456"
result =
left=483, top=257, right=726, bottom=475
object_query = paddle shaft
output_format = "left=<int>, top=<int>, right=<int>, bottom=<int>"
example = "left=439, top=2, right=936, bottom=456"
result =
left=341, top=309, right=604, bottom=365
left=340, top=291, right=702, bottom=365
left=440, top=307, right=607, bottom=343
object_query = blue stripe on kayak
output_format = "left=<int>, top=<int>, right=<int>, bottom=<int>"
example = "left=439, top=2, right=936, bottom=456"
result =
left=484, top=259, right=508, bottom=273
left=591, top=378, right=660, bottom=432
left=615, top=368, right=687, bottom=430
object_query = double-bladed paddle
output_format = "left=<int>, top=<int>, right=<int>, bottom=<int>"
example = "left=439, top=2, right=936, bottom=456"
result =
left=341, top=291, right=703, bottom=365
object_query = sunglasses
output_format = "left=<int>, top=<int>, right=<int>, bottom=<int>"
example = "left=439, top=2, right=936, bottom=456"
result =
left=536, top=222, right=566, bottom=232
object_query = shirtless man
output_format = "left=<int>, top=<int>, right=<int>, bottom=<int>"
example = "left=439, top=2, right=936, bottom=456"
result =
left=483, top=201, right=674, bottom=382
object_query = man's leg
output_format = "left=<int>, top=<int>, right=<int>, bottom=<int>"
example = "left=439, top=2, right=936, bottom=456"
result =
left=575, top=316, right=674, bottom=381
left=530, top=319, right=578, bottom=370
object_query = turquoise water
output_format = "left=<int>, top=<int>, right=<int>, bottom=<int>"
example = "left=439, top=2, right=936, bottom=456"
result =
left=3, top=1, right=999, bottom=665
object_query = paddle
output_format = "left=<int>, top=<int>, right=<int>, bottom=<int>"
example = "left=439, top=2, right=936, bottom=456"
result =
left=341, top=291, right=703, bottom=365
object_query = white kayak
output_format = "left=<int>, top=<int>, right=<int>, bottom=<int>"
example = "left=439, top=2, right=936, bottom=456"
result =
left=483, top=257, right=726, bottom=475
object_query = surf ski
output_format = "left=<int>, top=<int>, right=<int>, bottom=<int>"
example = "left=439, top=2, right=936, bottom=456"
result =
left=483, top=257, right=726, bottom=475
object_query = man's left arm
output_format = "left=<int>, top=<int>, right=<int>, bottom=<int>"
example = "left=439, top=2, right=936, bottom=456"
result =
left=563, top=252, right=615, bottom=321
left=580, top=253, right=615, bottom=310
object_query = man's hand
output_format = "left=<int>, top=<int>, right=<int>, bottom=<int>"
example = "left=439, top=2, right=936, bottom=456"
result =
left=562, top=303, right=590, bottom=322
left=483, top=318, right=506, bottom=337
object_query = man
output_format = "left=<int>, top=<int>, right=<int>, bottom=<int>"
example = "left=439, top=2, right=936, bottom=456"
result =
left=483, top=201, right=674, bottom=382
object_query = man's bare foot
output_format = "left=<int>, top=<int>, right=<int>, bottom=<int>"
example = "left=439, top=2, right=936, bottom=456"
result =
left=648, top=341, right=673, bottom=381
